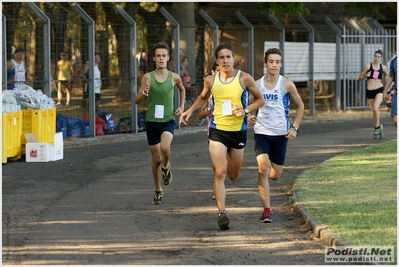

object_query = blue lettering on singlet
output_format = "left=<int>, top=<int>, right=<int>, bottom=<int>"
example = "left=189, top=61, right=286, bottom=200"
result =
left=264, top=93, right=278, bottom=100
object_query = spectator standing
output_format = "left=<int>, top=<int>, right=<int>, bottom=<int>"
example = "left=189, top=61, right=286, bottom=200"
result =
left=79, top=52, right=102, bottom=119
left=7, top=48, right=26, bottom=90
left=180, top=42, right=265, bottom=230
left=134, top=42, right=186, bottom=205
left=358, top=49, right=389, bottom=139
left=168, top=49, right=184, bottom=72
left=383, top=54, right=397, bottom=127
left=180, top=55, right=190, bottom=87
left=136, top=48, right=147, bottom=79
left=248, top=48, right=304, bottom=223
left=55, top=51, right=74, bottom=107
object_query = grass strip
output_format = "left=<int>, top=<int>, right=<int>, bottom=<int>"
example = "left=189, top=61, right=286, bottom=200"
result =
left=294, top=139, right=397, bottom=263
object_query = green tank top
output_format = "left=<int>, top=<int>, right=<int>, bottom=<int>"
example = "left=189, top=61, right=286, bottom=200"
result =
left=146, top=71, right=176, bottom=122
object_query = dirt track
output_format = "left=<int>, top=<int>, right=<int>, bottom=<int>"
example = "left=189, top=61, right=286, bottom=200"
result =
left=2, top=116, right=396, bottom=265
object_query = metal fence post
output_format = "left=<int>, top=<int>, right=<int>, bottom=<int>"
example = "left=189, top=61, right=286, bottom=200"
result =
left=199, top=9, right=219, bottom=50
left=71, top=2, right=96, bottom=136
left=114, top=4, right=137, bottom=134
left=236, top=11, right=254, bottom=77
left=2, top=15, right=7, bottom=91
left=298, top=15, right=315, bottom=116
left=325, top=17, right=342, bottom=112
left=26, top=3, right=51, bottom=96
left=267, top=13, right=285, bottom=76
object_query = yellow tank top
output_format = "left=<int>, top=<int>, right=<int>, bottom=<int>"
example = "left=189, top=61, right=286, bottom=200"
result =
left=210, top=70, right=248, bottom=131
left=58, top=60, right=71, bottom=81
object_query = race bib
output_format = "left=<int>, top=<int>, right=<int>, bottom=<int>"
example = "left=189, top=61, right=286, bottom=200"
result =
left=62, top=71, right=68, bottom=78
left=155, top=105, right=164, bottom=119
left=372, top=71, right=380, bottom=79
left=221, top=100, right=232, bottom=116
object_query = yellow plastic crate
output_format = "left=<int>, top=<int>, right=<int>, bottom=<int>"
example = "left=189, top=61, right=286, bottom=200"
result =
left=2, top=111, right=23, bottom=163
left=21, top=108, right=56, bottom=152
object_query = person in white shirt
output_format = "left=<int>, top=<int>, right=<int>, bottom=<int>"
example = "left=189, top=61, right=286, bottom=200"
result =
left=7, top=48, right=26, bottom=90
left=79, top=52, right=102, bottom=119
left=248, top=48, right=304, bottom=223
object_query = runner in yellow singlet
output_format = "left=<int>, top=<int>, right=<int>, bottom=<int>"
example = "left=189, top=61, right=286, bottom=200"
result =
left=180, top=42, right=264, bottom=230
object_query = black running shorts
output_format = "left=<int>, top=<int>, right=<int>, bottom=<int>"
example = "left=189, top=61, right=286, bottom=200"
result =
left=209, top=128, right=247, bottom=151
left=366, top=87, right=384, bottom=99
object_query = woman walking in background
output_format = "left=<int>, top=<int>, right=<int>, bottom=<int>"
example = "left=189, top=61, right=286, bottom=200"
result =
left=358, top=49, right=389, bottom=139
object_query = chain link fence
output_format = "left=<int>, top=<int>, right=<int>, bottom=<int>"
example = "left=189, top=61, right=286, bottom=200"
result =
left=2, top=2, right=396, bottom=137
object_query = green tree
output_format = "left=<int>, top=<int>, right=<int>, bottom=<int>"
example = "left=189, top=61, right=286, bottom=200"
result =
left=255, top=2, right=309, bottom=24
left=256, top=2, right=385, bottom=22
left=343, top=2, right=385, bottom=20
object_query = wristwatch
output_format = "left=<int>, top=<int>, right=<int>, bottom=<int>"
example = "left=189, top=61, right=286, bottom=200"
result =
left=291, top=125, right=299, bottom=132
left=244, top=108, right=249, bottom=114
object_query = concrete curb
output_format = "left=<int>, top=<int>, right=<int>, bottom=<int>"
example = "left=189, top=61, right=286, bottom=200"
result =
left=292, top=190, right=351, bottom=247
left=292, top=191, right=381, bottom=265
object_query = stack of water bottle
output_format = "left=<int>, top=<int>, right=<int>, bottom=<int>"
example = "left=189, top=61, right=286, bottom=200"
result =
left=2, top=85, right=55, bottom=112
left=2, top=90, right=21, bottom=113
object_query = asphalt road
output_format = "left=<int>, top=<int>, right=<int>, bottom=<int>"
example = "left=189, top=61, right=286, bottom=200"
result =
left=2, top=116, right=397, bottom=265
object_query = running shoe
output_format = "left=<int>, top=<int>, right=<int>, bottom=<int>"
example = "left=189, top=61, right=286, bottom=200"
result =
left=373, top=124, right=383, bottom=139
left=162, top=163, right=173, bottom=185
left=151, top=190, right=163, bottom=205
left=373, top=128, right=380, bottom=139
left=260, top=208, right=273, bottom=223
left=217, top=210, right=230, bottom=230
